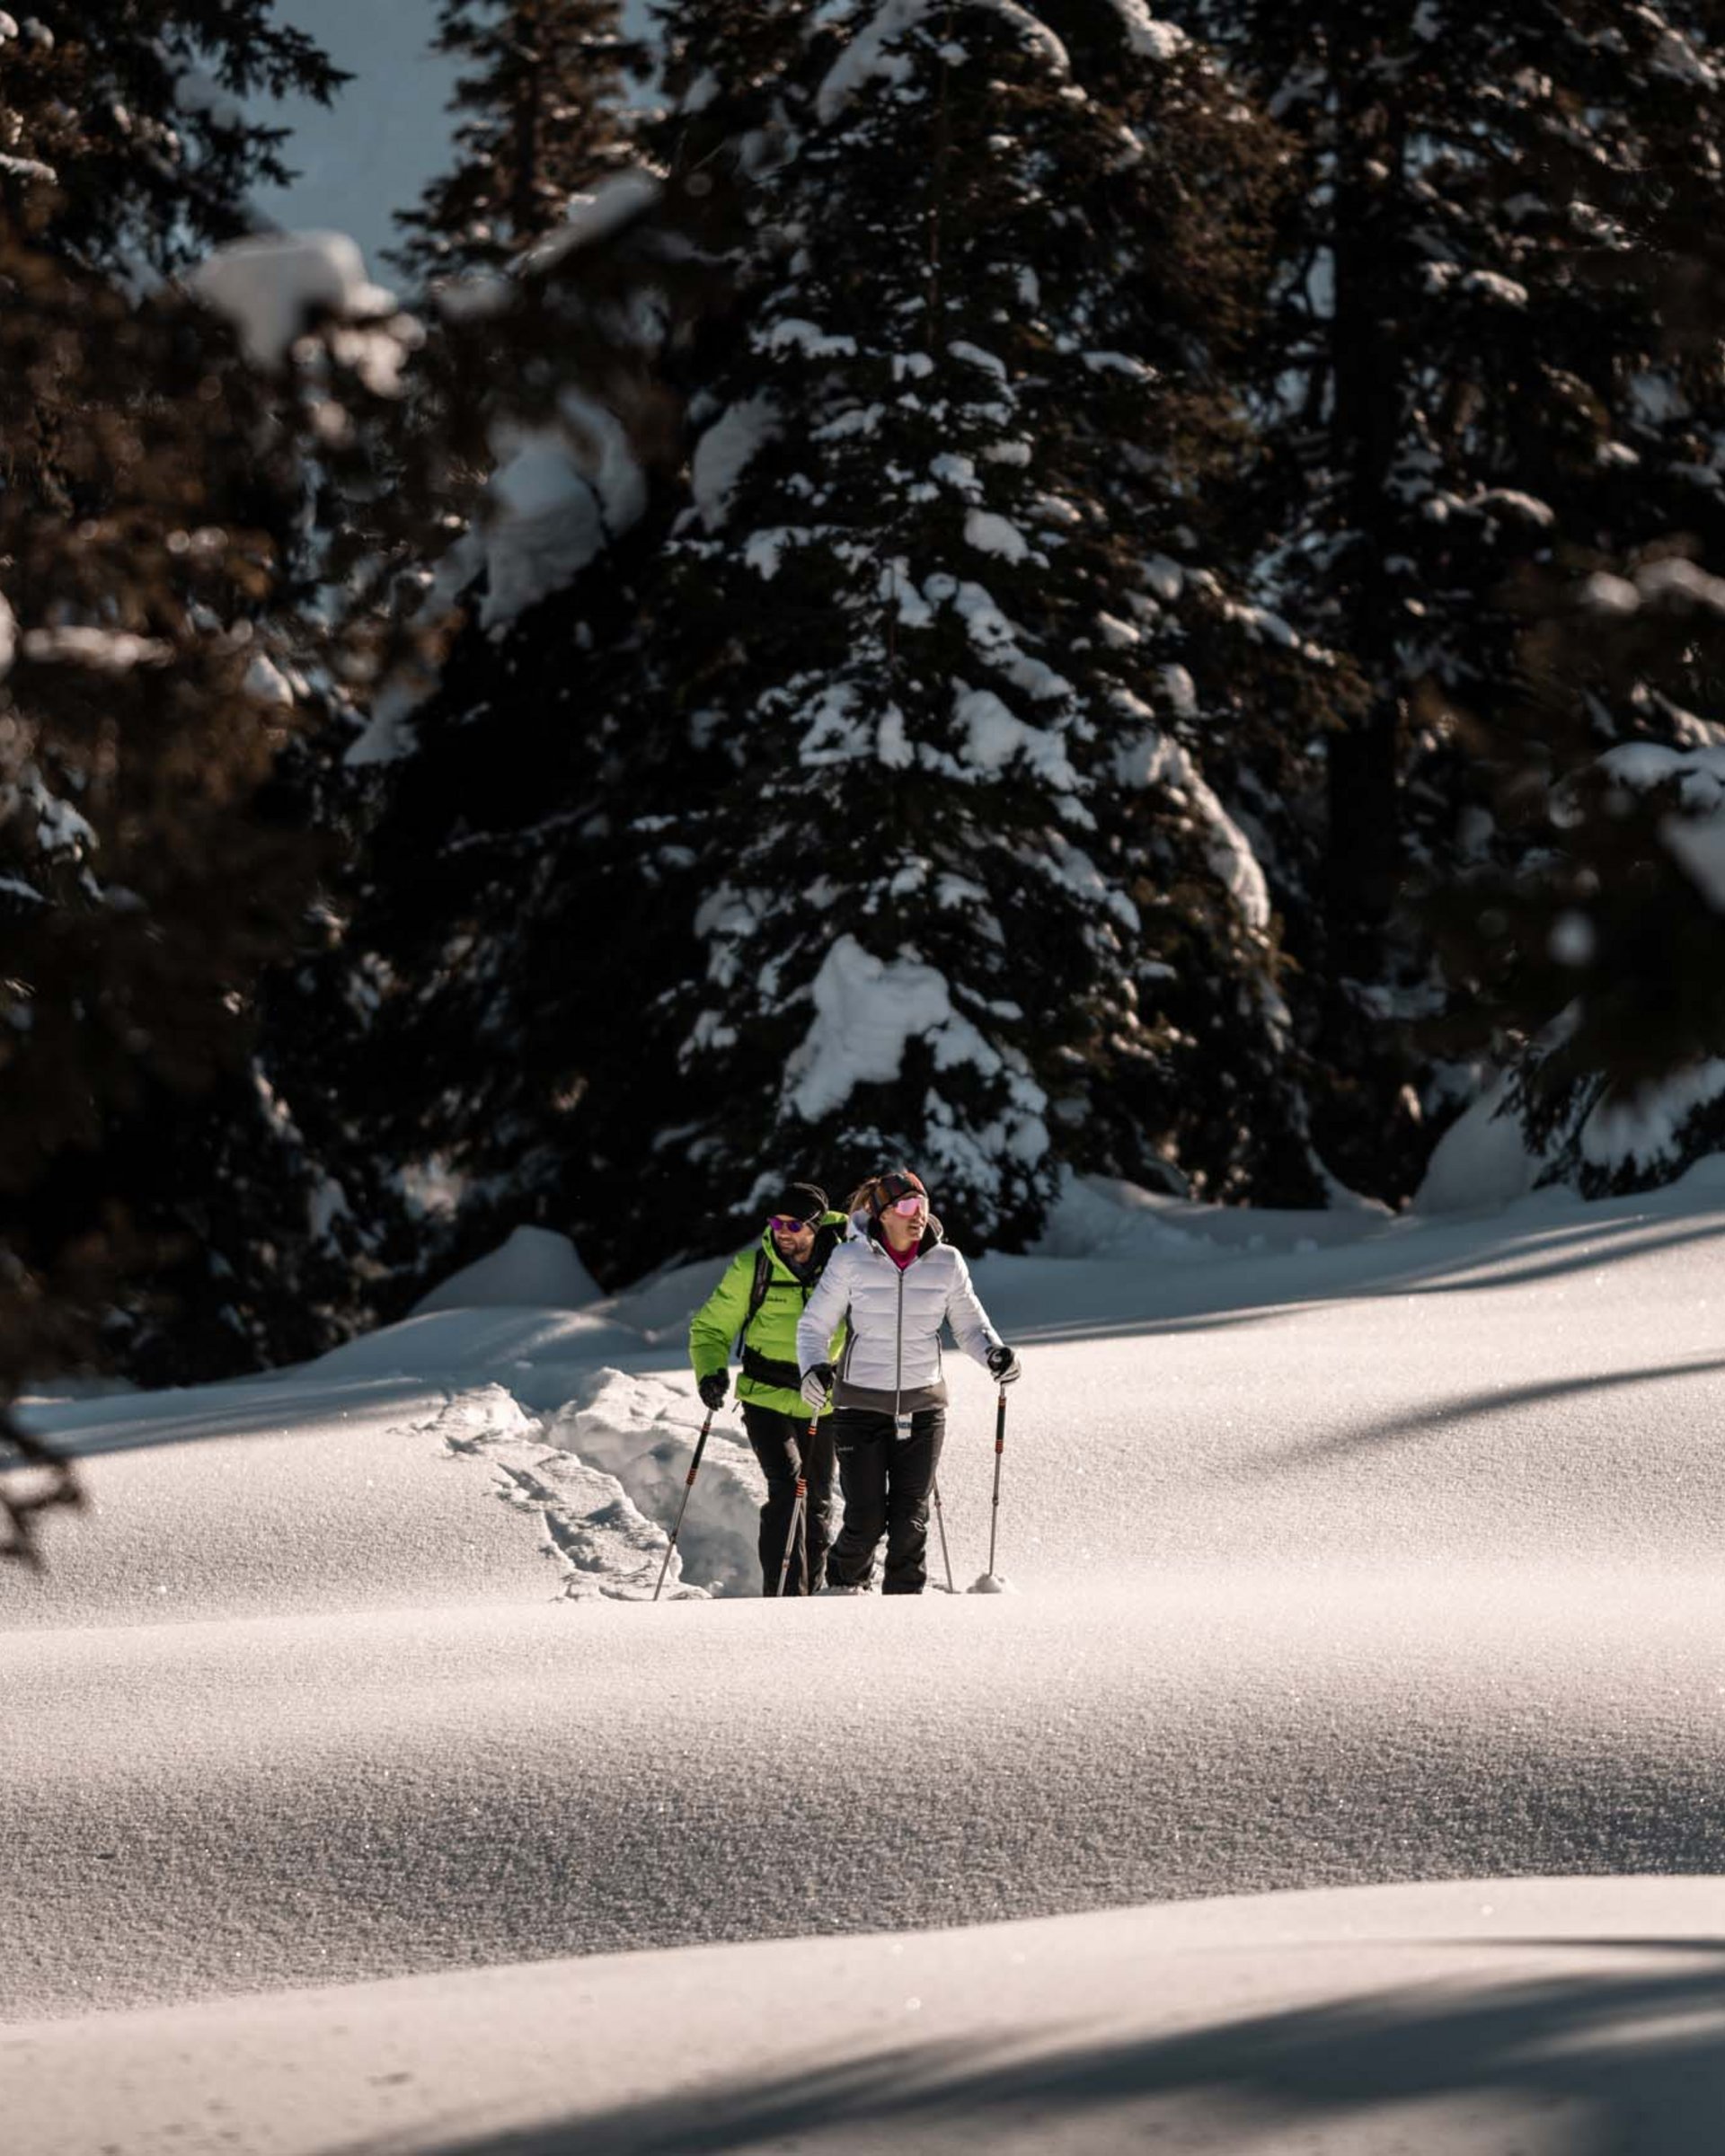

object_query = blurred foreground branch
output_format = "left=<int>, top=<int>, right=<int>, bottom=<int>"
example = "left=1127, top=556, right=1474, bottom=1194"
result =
left=0, top=1406, right=81, bottom=1568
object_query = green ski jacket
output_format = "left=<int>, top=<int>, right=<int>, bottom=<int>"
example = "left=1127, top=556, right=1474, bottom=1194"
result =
left=688, top=1212, right=850, bottom=1419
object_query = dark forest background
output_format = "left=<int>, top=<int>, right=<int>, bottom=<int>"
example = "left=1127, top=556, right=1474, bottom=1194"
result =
left=7, top=0, right=1725, bottom=1551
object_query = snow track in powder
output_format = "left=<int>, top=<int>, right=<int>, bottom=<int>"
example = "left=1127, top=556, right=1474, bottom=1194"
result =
left=411, top=1372, right=769, bottom=1599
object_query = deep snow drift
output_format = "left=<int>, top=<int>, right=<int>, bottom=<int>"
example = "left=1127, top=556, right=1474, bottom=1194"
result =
left=10, top=1171, right=1725, bottom=2152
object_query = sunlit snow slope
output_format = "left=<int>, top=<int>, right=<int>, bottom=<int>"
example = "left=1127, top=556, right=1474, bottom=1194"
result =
left=9, top=1171, right=1725, bottom=2152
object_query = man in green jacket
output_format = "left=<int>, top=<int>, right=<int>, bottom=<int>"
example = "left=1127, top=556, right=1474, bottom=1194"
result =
left=689, top=1180, right=849, bottom=1595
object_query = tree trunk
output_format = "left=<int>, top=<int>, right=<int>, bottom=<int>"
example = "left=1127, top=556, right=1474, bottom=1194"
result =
left=512, top=41, right=542, bottom=243
left=1324, top=74, right=1402, bottom=993
left=1311, top=39, right=1425, bottom=1198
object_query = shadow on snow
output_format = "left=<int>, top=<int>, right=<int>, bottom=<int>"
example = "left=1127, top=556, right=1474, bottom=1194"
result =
left=346, top=1946, right=1725, bottom=2154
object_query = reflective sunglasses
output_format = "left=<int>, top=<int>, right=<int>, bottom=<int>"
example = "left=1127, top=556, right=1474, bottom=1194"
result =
left=889, top=1194, right=925, bottom=1216
left=768, top=1212, right=818, bottom=1233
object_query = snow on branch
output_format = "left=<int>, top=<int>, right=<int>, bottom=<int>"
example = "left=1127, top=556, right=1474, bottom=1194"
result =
left=0, top=1411, right=84, bottom=1569
left=188, top=230, right=403, bottom=374
left=816, top=0, right=1071, bottom=127
left=786, top=935, right=1007, bottom=1120
left=1100, top=0, right=1186, bottom=61
left=515, top=170, right=664, bottom=276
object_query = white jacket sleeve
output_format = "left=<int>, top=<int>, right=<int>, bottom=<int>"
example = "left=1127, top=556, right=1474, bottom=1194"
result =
left=944, top=1250, right=1002, bottom=1371
left=796, top=1245, right=853, bottom=1374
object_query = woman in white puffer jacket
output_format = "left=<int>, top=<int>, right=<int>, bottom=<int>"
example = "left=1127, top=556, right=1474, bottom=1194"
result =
left=796, top=1166, right=1021, bottom=1595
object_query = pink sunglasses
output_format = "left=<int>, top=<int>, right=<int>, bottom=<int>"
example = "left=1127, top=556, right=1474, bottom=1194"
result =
left=889, top=1193, right=925, bottom=1215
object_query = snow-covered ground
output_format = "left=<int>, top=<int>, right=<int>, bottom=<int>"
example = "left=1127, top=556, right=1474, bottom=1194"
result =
left=10, top=1170, right=1725, bottom=2151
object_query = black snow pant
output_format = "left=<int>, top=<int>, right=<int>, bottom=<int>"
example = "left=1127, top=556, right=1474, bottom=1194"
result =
left=827, top=1406, right=947, bottom=1595
left=741, top=1402, right=836, bottom=1596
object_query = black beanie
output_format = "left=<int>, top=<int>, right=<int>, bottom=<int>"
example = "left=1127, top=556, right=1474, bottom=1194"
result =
left=766, top=1180, right=827, bottom=1223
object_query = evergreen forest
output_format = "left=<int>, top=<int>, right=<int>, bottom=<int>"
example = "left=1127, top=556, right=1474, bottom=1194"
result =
left=7, top=0, right=1725, bottom=1540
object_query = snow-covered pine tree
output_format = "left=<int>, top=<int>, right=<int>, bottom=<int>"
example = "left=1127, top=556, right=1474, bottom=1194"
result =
left=612, top=0, right=1317, bottom=1260
left=391, top=0, right=650, bottom=283
left=1410, top=29, right=1725, bottom=1196
left=0, top=10, right=342, bottom=1504
left=1175, top=0, right=1725, bottom=1197
left=1424, top=554, right=1725, bottom=1198
left=324, top=6, right=825, bottom=1306
left=0, top=2, right=345, bottom=271
left=655, top=0, right=816, bottom=170
left=0, top=209, right=462, bottom=1390
left=0, top=12, right=513, bottom=1402
left=323, top=33, right=730, bottom=1309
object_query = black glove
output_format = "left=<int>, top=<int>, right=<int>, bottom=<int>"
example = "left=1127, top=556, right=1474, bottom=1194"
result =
left=987, top=1346, right=1022, bottom=1385
left=697, top=1371, right=728, bottom=1409
left=800, top=1363, right=835, bottom=1409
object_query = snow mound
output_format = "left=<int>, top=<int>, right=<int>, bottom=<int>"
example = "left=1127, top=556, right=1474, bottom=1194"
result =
left=1031, top=1169, right=1403, bottom=1260
left=1030, top=1171, right=1201, bottom=1259
left=1414, top=1079, right=1543, bottom=1215
left=412, top=1225, right=602, bottom=1315
left=420, top=1382, right=541, bottom=1449
left=544, top=1368, right=766, bottom=1598
left=602, top=1256, right=739, bottom=1344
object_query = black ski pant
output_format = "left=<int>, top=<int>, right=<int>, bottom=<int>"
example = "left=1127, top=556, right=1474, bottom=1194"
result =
left=827, top=1406, right=947, bottom=1595
left=741, top=1402, right=836, bottom=1596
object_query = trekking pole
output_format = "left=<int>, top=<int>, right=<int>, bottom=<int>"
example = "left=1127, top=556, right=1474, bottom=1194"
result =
left=775, top=1411, right=819, bottom=1596
left=968, top=1389, right=1010, bottom=1592
left=931, top=1474, right=955, bottom=1594
left=986, top=1388, right=1006, bottom=1577
left=653, top=1408, right=714, bottom=1603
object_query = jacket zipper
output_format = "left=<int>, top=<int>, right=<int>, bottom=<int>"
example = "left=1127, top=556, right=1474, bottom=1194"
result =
left=894, top=1246, right=910, bottom=1437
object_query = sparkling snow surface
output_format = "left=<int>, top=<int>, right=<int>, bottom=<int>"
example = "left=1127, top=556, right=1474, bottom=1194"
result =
left=12, top=1174, right=1725, bottom=2151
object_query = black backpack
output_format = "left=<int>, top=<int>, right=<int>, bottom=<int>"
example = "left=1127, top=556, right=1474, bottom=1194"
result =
left=736, top=1246, right=774, bottom=1350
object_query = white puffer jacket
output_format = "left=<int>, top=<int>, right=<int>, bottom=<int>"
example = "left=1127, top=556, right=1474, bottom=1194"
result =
left=796, top=1216, right=1002, bottom=1414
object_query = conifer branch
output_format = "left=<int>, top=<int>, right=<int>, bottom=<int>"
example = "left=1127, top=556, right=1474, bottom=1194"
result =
left=0, top=1407, right=83, bottom=1569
